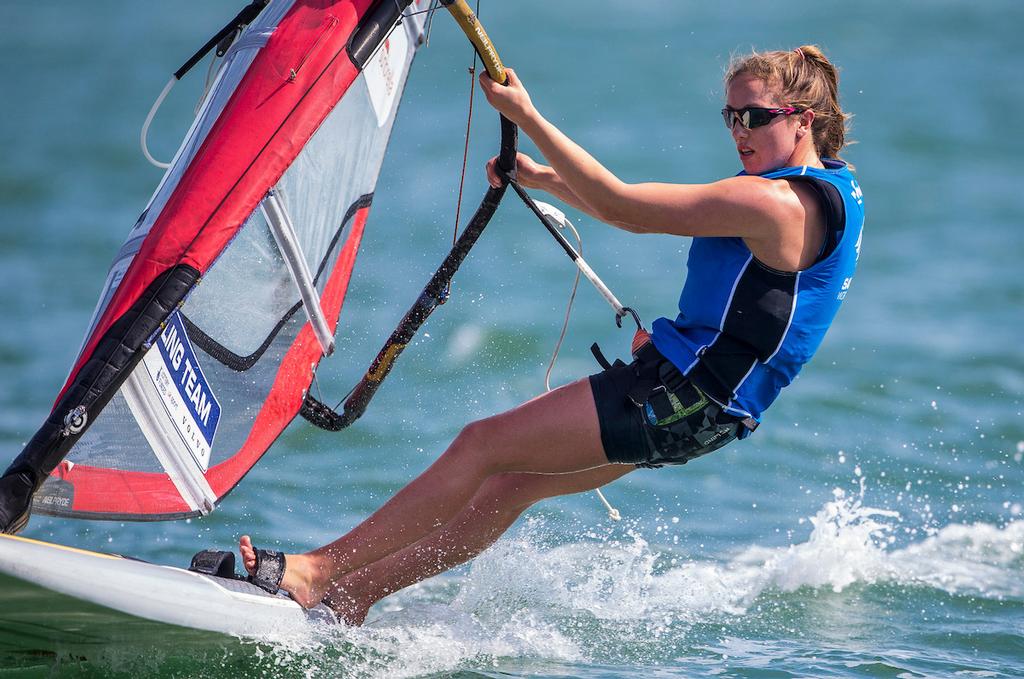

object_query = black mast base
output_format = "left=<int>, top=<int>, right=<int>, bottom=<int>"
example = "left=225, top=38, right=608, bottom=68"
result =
left=0, top=470, right=35, bottom=535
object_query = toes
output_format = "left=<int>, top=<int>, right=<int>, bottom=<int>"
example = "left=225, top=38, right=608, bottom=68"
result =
left=239, top=535, right=252, bottom=555
left=238, top=535, right=256, bottom=573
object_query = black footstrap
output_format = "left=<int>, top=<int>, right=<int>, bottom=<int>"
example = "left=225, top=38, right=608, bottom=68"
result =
left=249, top=548, right=286, bottom=594
left=189, top=550, right=237, bottom=579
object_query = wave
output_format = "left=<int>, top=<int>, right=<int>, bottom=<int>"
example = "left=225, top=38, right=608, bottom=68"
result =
left=245, top=485, right=1024, bottom=677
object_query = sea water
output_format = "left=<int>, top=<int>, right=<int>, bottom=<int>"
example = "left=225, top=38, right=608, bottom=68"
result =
left=1, top=1, right=1022, bottom=676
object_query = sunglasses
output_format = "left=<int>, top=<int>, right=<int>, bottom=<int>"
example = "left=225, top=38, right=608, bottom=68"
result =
left=721, top=106, right=804, bottom=130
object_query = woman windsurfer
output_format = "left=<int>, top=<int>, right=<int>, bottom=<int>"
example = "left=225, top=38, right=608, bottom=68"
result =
left=240, top=45, right=864, bottom=625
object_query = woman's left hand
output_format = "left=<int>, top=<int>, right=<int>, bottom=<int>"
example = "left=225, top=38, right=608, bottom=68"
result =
left=486, top=151, right=546, bottom=189
left=478, top=68, right=536, bottom=127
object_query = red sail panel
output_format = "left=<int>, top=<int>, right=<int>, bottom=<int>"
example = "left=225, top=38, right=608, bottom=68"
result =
left=48, top=464, right=191, bottom=517
left=57, top=0, right=372, bottom=406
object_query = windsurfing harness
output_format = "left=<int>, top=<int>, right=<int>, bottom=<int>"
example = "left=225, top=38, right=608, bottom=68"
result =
left=0, top=0, right=447, bottom=528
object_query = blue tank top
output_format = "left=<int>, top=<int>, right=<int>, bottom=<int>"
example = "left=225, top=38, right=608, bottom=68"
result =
left=650, top=159, right=865, bottom=426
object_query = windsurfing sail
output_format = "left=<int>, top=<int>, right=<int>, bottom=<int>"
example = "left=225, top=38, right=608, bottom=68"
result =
left=0, top=0, right=431, bottom=524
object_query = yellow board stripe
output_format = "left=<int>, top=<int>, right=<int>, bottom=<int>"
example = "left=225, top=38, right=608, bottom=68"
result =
left=0, top=533, right=120, bottom=561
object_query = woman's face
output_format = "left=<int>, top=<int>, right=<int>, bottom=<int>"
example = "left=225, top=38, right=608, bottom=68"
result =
left=724, top=74, right=804, bottom=175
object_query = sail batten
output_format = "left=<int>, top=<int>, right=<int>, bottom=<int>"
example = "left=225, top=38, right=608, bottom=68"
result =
left=262, top=190, right=335, bottom=357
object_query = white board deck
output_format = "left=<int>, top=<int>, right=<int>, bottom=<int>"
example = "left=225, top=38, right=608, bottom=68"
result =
left=0, top=533, right=335, bottom=654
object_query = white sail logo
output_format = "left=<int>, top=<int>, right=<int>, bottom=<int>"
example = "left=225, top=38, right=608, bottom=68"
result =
left=140, top=312, right=221, bottom=472
left=159, top=324, right=215, bottom=429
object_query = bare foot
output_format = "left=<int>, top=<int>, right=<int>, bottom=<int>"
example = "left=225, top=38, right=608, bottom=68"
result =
left=239, top=537, right=378, bottom=626
left=239, top=535, right=324, bottom=609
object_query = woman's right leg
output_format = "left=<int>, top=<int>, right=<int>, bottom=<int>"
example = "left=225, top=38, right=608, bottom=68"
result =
left=324, top=464, right=634, bottom=624
left=241, top=377, right=618, bottom=605
left=244, top=462, right=632, bottom=615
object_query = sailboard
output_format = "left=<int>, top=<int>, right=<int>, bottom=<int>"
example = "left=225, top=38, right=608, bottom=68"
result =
left=0, top=533, right=333, bottom=655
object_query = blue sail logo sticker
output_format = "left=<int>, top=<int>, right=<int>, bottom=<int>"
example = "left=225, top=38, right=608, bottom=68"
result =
left=141, top=311, right=221, bottom=472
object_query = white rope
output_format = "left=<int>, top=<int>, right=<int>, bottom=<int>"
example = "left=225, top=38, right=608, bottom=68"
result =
left=196, top=49, right=221, bottom=116
left=423, top=0, right=441, bottom=46
left=534, top=201, right=621, bottom=522
left=543, top=222, right=580, bottom=393
left=595, top=488, right=621, bottom=522
left=140, top=77, right=176, bottom=169
left=143, top=33, right=228, bottom=169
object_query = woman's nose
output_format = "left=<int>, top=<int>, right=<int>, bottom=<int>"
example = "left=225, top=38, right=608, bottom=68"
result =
left=730, top=118, right=748, bottom=141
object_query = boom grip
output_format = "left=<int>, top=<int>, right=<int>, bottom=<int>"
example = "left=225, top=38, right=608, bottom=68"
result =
left=497, top=114, right=518, bottom=179
left=440, top=0, right=507, bottom=84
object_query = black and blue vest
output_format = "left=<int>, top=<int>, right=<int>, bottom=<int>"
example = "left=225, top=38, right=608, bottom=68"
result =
left=650, top=159, right=865, bottom=427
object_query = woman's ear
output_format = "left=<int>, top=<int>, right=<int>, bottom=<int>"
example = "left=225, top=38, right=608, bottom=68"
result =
left=796, top=108, right=815, bottom=139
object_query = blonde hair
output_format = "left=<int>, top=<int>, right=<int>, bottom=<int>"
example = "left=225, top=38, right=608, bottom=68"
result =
left=726, top=45, right=852, bottom=162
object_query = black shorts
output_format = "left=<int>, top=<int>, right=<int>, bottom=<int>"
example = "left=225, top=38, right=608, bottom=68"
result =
left=588, top=345, right=744, bottom=468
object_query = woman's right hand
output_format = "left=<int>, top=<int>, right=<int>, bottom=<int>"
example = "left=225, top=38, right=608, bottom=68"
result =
left=486, top=151, right=546, bottom=189
left=479, top=68, right=535, bottom=128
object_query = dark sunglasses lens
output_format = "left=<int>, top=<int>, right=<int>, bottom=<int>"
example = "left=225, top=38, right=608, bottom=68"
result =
left=746, top=109, right=772, bottom=128
left=722, top=108, right=751, bottom=129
